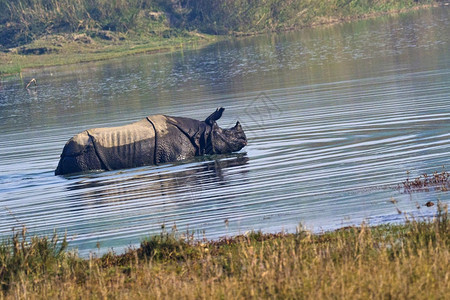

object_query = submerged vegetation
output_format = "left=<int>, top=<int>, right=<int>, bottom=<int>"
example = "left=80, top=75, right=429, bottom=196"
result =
left=0, top=0, right=443, bottom=75
left=1, top=206, right=448, bottom=299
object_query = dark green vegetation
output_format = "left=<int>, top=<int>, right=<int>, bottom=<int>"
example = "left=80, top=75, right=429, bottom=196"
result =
left=0, top=0, right=442, bottom=75
left=1, top=206, right=448, bottom=298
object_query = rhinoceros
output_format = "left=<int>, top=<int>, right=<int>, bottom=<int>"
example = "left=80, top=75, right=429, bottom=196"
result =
left=55, top=107, right=247, bottom=175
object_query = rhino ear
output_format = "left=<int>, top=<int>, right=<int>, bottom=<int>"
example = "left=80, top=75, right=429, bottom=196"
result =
left=205, top=107, right=225, bottom=125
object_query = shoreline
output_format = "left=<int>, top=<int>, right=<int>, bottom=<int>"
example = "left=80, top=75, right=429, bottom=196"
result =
left=0, top=3, right=444, bottom=77
left=0, top=33, right=220, bottom=77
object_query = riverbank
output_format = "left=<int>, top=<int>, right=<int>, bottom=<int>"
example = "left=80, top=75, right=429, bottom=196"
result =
left=0, top=32, right=218, bottom=76
left=0, top=1, right=444, bottom=76
left=1, top=207, right=448, bottom=299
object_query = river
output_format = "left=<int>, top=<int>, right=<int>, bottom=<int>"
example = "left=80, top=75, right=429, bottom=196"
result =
left=0, top=7, right=449, bottom=256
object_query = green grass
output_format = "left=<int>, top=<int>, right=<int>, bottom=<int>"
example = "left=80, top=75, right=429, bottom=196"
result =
left=1, top=205, right=448, bottom=299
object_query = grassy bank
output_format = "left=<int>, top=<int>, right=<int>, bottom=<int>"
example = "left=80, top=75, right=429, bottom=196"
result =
left=0, top=31, right=216, bottom=76
left=0, top=0, right=443, bottom=76
left=1, top=206, right=448, bottom=299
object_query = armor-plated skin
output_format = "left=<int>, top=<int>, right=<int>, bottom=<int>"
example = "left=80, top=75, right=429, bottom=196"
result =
left=55, top=108, right=247, bottom=175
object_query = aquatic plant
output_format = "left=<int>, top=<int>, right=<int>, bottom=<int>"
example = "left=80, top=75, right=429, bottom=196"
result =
left=401, top=169, right=450, bottom=193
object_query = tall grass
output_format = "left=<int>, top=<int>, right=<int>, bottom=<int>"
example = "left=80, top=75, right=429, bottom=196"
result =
left=0, top=228, right=70, bottom=291
left=0, top=0, right=164, bottom=48
left=0, top=0, right=162, bottom=31
left=1, top=205, right=448, bottom=298
left=164, top=0, right=437, bottom=34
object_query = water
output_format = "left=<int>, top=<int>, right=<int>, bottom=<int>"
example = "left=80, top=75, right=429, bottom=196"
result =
left=1, top=7, right=449, bottom=256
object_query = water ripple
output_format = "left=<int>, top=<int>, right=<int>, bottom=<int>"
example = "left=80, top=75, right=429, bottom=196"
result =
left=0, top=7, right=449, bottom=256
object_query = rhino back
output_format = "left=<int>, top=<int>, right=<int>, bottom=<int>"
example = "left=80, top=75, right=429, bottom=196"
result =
left=88, top=118, right=156, bottom=170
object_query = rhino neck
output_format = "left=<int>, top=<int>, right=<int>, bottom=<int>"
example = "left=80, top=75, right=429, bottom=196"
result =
left=164, top=116, right=213, bottom=156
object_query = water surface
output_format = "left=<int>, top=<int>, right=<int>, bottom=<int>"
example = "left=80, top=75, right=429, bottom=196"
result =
left=1, top=7, right=449, bottom=255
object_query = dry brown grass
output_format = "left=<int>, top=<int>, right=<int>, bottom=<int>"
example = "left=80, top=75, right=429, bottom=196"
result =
left=1, top=204, right=448, bottom=299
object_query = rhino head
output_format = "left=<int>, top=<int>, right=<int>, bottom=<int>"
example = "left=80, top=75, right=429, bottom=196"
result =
left=204, top=107, right=247, bottom=154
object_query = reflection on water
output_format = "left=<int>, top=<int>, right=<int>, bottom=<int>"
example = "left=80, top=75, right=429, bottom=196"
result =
left=0, top=7, right=449, bottom=255
left=67, top=155, right=249, bottom=201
